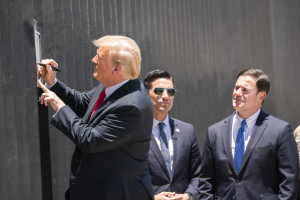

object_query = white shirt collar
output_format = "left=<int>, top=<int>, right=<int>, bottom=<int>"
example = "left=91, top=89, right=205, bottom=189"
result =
left=235, top=108, right=261, bottom=130
left=153, top=115, right=170, bottom=130
left=104, top=79, right=129, bottom=99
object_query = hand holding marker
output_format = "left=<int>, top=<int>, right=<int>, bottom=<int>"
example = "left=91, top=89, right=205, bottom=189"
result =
left=38, top=63, right=61, bottom=72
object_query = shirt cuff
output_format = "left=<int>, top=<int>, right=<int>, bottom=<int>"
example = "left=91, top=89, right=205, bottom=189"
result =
left=45, top=78, right=57, bottom=89
left=52, top=105, right=65, bottom=118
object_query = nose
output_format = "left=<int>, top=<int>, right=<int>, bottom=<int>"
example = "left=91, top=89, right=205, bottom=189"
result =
left=234, top=88, right=242, bottom=96
left=162, top=89, right=169, bottom=98
left=92, top=55, right=97, bottom=63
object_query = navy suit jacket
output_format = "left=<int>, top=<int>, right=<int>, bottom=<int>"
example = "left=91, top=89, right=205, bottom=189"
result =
left=199, top=110, right=299, bottom=200
left=148, top=117, right=202, bottom=199
left=50, top=79, right=154, bottom=200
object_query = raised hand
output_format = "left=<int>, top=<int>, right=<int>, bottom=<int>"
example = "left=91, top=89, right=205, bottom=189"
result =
left=38, top=59, right=58, bottom=86
left=38, top=80, right=65, bottom=111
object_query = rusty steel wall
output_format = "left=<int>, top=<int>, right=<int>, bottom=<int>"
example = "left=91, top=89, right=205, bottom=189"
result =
left=1, top=0, right=300, bottom=199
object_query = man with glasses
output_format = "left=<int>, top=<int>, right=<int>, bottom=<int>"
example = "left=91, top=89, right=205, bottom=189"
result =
left=144, top=70, right=201, bottom=200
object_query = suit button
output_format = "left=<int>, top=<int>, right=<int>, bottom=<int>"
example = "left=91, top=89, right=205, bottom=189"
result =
left=232, top=196, right=236, bottom=199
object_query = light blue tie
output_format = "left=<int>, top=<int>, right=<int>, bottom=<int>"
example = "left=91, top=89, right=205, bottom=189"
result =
left=234, top=120, right=247, bottom=172
left=158, top=122, right=171, bottom=176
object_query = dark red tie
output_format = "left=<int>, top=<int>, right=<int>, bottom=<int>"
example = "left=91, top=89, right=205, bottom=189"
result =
left=89, top=89, right=106, bottom=120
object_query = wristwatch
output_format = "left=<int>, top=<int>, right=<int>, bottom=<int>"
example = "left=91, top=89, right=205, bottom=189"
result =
left=186, top=193, right=194, bottom=200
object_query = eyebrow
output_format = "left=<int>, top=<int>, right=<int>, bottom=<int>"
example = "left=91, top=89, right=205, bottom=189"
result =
left=235, top=85, right=251, bottom=90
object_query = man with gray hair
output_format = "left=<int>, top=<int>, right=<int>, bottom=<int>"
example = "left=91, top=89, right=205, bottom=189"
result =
left=38, top=35, right=154, bottom=200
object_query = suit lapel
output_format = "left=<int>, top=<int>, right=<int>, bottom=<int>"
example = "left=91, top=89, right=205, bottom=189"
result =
left=221, top=113, right=237, bottom=175
left=170, top=118, right=181, bottom=180
left=88, top=79, right=139, bottom=123
left=82, top=84, right=105, bottom=123
left=150, top=134, right=171, bottom=180
left=239, top=111, right=268, bottom=172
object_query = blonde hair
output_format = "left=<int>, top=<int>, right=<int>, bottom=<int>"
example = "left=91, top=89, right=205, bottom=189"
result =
left=92, top=35, right=141, bottom=79
left=294, top=125, right=300, bottom=167
left=294, top=125, right=300, bottom=138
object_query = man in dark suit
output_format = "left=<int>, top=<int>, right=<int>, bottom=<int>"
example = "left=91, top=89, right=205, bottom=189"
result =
left=38, top=35, right=154, bottom=200
left=199, top=69, right=299, bottom=200
left=143, top=70, right=202, bottom=200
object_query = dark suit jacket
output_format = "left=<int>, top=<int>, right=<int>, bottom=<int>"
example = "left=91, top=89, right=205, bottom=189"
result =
left=50, top=79, right=154, bottom=200
left=199, top=110, right=299, bottom=200
left=148, top=118, right=202, bottom=199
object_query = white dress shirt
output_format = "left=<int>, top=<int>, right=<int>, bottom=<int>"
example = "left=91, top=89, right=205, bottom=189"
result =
left=152, top=115, right=174, bottom=171
left=231, top=108, right=261, bottom=157
left=45, top=78, right=57, bottom=88
left=104, top=79, right=129, bottom=100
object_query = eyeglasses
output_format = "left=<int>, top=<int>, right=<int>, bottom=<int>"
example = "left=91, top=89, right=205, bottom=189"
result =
left=147, top=87, right=177, bottom=96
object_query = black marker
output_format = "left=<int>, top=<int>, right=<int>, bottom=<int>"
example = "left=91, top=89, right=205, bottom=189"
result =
left=38, top=63, right=61, bottom=72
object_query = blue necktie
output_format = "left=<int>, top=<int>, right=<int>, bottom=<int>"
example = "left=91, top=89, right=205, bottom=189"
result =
left=158, top=122, right=171, bottom=176
left=234, top=120, right=246, bottom=172
left=159, top=122, right=169, bottom=149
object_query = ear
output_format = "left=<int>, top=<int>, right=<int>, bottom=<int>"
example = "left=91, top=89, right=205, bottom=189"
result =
left=112, top=65, right=121, bottom=74
left=257, top=92, right=266, bottom=102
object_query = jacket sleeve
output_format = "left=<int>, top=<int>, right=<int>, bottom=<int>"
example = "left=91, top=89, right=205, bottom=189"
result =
left=198, top=129, right=216, bottom=200
left=184, top=127, right=202, bottom=199
left=50, top=103, right=142, bottom=153
left=277, top=124, right=299, bottom=199
left=50, top=79, right=96, bottom=118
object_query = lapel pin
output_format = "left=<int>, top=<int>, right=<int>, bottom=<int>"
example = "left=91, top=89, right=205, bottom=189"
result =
left=107, top=101, right=110, bottom=104
left=175, top=128, right=180, bottom=132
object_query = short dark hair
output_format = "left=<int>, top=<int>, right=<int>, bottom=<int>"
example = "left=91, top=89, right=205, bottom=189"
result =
left=143, top=69, right=174, bottom=90
left=237, top=69, right=270, bottom=105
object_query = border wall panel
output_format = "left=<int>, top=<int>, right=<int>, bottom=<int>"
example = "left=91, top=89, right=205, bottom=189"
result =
left=1, top=0, right=19, bottom=199
left=63, top=0, right=76, bottom=88
left=11, top=0, right=32, bottom=198
left=1, top=1, right=300, bottom=199
left=123, top=0, right=132, bottom=37
left=72, top=0, right=84, bottom=92
left=0, top=3, right=8, bottom=198
left=148, top=0, right=157, bottom=70
left=88, top=0, right=99, bottom=87
left=51, top=0, right=69, bottom=199
left=22, top=0, right=43, bottom=198
left=80, top=0, right=93, bottom=91
left=270, top=0, right=300, bottom=127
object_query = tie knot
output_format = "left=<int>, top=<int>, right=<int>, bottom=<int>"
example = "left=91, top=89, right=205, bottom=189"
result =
left=241, top=119, right=246, bottom=127
left=158, top=122, right=165, bottom=129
